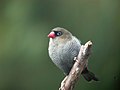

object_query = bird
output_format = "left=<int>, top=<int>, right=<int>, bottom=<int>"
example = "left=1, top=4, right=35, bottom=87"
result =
left=48, top=27, right=98, bottom=82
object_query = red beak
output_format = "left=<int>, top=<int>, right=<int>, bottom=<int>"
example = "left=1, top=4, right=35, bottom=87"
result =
left=48, top=32, right=56, bottom=38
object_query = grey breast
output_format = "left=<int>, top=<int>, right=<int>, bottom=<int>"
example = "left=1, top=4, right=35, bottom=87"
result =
left=49, top=37, right=81, bottom=75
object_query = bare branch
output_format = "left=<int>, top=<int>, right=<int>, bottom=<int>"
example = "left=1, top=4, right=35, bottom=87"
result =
left=59, top=41, right=93, bottom=90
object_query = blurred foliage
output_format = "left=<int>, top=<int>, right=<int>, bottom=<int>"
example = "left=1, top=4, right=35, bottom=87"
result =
left=0, top=0, right=120, bottom=90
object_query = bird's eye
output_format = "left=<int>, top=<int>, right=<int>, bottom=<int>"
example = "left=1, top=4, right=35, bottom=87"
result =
left=54, top=31, right=63, bottom=36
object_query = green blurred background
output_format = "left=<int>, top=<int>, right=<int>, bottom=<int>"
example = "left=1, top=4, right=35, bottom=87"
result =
left=0, top=0, right=119, bottom=90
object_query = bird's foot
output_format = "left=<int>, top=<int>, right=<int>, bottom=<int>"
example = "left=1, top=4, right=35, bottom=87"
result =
left=74, top=57, right=79, bottom=63
left=74, top=57, right=77, bottom=61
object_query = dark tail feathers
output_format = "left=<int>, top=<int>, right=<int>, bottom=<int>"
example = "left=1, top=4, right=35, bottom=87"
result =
left=81, top=68, right=99, bottom=82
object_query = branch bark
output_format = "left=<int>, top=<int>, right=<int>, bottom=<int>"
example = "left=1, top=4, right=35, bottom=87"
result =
left=59, top=41, right=93, bottom=90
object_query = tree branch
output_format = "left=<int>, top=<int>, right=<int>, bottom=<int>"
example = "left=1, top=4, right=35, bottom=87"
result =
left=59, top=41, right=93, bottom=90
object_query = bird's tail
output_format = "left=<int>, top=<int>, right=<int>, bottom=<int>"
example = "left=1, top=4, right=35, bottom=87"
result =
left=81, top=67, right=99, bottom=82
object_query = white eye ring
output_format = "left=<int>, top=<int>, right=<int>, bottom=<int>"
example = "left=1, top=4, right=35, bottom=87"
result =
left=57, top=32, right=62, bottom=36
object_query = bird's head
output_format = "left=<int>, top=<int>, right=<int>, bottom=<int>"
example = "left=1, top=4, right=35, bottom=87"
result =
left=48, top=27, right=72, bottom=42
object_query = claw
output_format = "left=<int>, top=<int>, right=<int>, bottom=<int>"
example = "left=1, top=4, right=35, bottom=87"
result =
left=74, top=57, right=80, bottom=64
left=74, top=57, right=77, bottom=61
